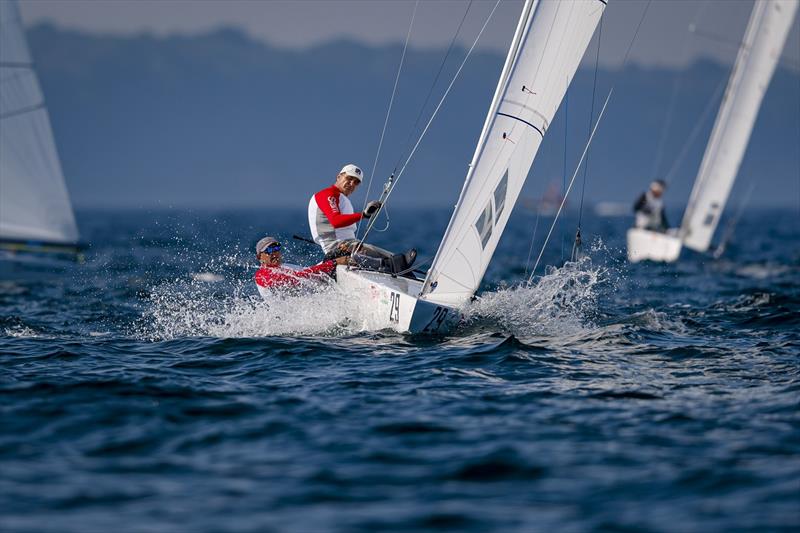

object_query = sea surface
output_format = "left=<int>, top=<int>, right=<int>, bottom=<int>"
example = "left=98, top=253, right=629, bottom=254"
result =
left=1, top=207, right=798, bottom=532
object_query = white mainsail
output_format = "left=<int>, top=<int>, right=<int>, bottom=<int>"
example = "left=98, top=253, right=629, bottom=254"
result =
left=421, top=0, right=606, bottom=307
left=0, top=0, right=78, bottom=245
left=680, top=0, right=797, bottom=253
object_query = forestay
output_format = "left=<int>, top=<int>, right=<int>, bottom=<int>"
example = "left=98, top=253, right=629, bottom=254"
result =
left=0, top=0, right=78, bottom=244
left=421, top=0, right=606, bottom=308
left=680, top=0, right=797, bottom=252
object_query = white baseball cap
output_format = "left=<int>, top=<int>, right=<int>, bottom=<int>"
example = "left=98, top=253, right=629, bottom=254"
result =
left=339, top=164, right=363, bottom=182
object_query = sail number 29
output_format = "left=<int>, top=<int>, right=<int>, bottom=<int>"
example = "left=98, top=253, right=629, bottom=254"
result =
left=389, top=292, right=400, bottom=323
left=422, top=306, right=449, bottom=333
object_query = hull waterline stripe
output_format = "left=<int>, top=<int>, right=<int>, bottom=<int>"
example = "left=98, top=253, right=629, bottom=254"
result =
left=496, top=112, right=545, bottom=137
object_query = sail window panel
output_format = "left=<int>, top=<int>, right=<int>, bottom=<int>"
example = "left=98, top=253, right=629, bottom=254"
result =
left=493, top=170, right=508, bottom=223
left=475, top=200, right=493, bottom=249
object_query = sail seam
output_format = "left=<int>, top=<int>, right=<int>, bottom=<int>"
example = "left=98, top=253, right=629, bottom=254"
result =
left=496, top=112, right=544, bottom=137
left=0, top=61, right=33, bottom=68
left=0, top=102, right=45, bottom=121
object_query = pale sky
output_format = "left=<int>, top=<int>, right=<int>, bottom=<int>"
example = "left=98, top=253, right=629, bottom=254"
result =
left=18, top=0, right=800, bottom=70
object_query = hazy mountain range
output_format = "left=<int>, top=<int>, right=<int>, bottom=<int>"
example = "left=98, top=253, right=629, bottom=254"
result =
left=28, top=23, right=800, bottom=210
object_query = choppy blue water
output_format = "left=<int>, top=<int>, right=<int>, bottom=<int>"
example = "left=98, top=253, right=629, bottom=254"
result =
left=1, top=208, right=798, bottom=532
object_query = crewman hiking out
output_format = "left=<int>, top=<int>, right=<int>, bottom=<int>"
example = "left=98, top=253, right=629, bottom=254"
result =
left=253, top=236, right=347, bottom=297
left=307, top=163, right=417, bottom=275
left=633, top=179, right=669, bottom=232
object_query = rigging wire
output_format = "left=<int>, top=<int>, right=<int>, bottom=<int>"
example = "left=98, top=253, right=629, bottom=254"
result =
left=527, top=0, right=653, bottom=278
left=358, top=0, right=419, bottom=236
left=571, top=16, right=604, bottom=261
left=392, top=0, right=474, bottom=173
left=576, top=17, right=603, bottom=230
left=712, top=181, right=755, bottom=259
left=661, top=75, right=726, bottom=185
left=528, top=90, right=613, bottom=283
left=523, top=208, right=542, bottom=277
left=619, top=0, right=653, bottom=70
left=561, top=76, right=569, bottom=262
left=354, top=0, right=502, bottom=253
left=649, top=0, right=707, bottom=180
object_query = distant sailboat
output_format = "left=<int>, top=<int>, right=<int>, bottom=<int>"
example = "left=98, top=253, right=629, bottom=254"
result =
left=521, top=181, right=567, bottom=217
left=627, top=0, right=798, bottom=263
left=336, top=0, right=606, bottom=333
left=0, top=0, right=81, bottom=265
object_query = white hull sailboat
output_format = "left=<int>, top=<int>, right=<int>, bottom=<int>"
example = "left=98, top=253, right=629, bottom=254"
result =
left=0, top=0, right=81, bottom=270
left=627, top=0, right=797, bottom=263
left=337, top=0, right=606, bottom=334
left=627, top=227, right=683, bottom=263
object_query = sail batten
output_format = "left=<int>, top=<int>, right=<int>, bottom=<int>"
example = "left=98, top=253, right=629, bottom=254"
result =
left=0, top=0, right=79, bottom=245
left=421, top=0, right=605, bottom=307
left=680, top=0, right=797, bottom=253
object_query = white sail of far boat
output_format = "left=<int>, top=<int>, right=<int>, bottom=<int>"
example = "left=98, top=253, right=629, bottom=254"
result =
left=421, top=0, right=607, bottom=308
left=627, top=0, right=798, bottom=263
left=0, top=0, right=79, bottom=251
left=680, top=0, right=798, bottom=252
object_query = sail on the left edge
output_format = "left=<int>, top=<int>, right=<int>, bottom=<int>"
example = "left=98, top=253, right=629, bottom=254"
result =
left=0, top=0, right=79, bottom=249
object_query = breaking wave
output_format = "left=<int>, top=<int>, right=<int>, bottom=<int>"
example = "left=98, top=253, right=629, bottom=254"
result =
left=137, top=274, right=364, bottom=340
left=466, top=256, right=607, bottom=337
left=138, top=248, right=611, bottom=340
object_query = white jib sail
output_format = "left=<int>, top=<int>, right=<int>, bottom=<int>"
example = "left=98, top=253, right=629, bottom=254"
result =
left=0, top=0, right=78, bottom=244
left=421, top=0, right=606, bottom=308
left=680, top=0, right=797, bottom=253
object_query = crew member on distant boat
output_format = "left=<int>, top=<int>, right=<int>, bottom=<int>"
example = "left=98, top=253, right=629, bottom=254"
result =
left=307, top=163, right=417, bottom=274
left=633, top=180, right=669, bottom=232
left=254, top=236, right=347, bottom=297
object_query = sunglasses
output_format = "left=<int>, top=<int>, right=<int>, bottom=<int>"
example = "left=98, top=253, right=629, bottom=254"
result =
left=261, top=243, right=281, bottom=254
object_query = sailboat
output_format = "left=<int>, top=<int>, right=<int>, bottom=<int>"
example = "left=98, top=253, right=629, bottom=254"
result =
left=0, top=0, right=81, bottom=271
left=336, top=0, right=606, bottom=334
left=627, top=0, right=798, bottom=263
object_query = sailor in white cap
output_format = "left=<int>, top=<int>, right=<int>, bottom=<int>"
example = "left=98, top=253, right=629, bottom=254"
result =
left=633, top=179, right=669, bottom=232
left=307, top=163, right=416, bottom=274
left=307, top=164, right=382, bottom=258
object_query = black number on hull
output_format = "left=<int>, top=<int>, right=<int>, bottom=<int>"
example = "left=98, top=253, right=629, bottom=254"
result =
left=389, top=292, right=400, bottom=323
left=422, top=306, right=449, bottom=333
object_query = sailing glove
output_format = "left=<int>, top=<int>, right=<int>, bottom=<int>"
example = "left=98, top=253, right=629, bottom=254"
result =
left=362, top=201, right=382, bottom=218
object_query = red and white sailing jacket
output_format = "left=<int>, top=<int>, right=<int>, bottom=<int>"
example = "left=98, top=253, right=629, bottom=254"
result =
left=307, top=185, right=362, bottom=254
left=254, top=261, right=336, bottom=297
